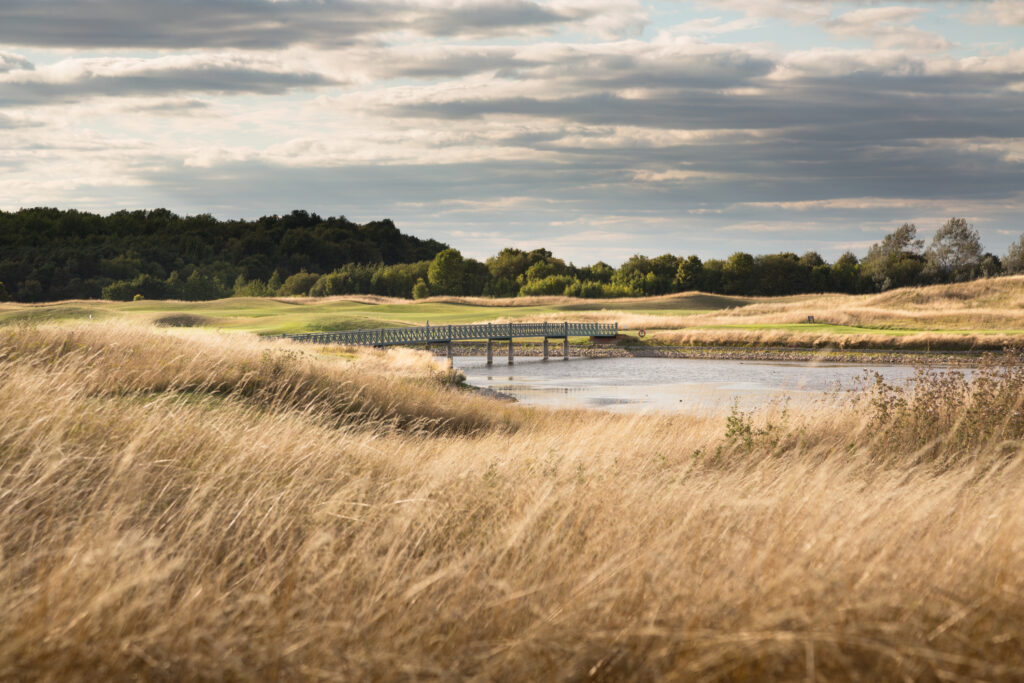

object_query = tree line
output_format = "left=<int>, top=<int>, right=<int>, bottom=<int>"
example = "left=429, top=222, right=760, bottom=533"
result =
left=1, top=209, right=1022, bottom=303
left=0, top=208, right=445, bottom=302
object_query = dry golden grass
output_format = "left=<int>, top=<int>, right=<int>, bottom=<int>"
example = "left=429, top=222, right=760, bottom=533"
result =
left=493, top=276, right=1024, bottom=349
left=2, top=322, right=1024, bottom=680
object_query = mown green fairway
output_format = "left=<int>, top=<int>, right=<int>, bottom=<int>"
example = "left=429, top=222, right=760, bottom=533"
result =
left=0, top=295, right=724, bottom=336
left=3, top=285, right=1022, bottom=346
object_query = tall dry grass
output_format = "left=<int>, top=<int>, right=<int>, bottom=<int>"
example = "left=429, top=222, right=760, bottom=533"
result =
left=2, top=322, right=1024, bottom=680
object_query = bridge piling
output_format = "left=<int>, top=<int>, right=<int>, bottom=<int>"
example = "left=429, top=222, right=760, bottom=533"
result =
left=446, top=341, right=453, bottom=367
left=543, top=337, right=549, bottom=361
left=486, top=339, right=493, bottom=365
left=563, top=337, right=569, bottom=360
left=508, top=338, right=514, bottom=365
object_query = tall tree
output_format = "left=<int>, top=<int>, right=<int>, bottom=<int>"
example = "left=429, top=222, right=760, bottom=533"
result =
left=926, top=217, right=983, bottom=282
left=860, top=223, right=925, bottom=291
left=427, top=248, right=466, bottom=295
left=675, top=255, right=704, bottom=291
left=1003, top=234, right=1024, bottom=274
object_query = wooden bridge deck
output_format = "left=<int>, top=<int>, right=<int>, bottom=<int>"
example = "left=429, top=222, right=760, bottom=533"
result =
left=280, top=321, right=618, bottom=364
left=280, top=321, right=618, bottom=347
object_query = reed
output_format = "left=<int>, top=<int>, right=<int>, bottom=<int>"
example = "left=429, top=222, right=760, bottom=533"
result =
left=2, top=322, right=1023, bottom=680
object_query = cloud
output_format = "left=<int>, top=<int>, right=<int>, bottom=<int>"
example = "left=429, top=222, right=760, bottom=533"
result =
left=697, top=0, right=832, bottom=25
left=0, top=113, right=41, bottom=129
left=0, top=54, right=336, bottom=107
left=0, top=0, right=647, bottom=49
left=971, top=0, right=1024, bottom=26
left=0, top=51, right=34, bottom=73
left=122, top=98, right=211, bottom=115
left=824, top=6, right=951, bottom=51
left=1, top=0, right=1022, bottom=261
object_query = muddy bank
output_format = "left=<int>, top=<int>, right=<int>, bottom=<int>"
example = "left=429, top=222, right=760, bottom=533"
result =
left=431, top=342, right=984, bottom=365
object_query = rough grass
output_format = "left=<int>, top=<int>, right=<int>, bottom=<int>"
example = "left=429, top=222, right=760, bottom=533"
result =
left=2, top=322, right=1024, bottom=679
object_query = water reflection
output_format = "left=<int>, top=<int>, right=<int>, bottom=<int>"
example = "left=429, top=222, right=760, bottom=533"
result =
left=453, top=355, right=926, bottom=414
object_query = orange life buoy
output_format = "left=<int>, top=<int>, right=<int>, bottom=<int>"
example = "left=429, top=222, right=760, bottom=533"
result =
left=638, top=329, right=646, bottom=338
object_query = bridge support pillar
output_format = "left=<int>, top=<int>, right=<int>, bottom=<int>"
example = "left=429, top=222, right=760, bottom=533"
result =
left=486, top=339, right=493, bottom=365
left=508, top=338, right=514, bottom=365
left=543, top=338, right=549, bottom=361
left=563, top=337, right=569, bottom=360
left=446, top=341, right=453, bottom=368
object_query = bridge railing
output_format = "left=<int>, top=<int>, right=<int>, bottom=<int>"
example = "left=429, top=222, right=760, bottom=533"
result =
left=280, top=321, right=618, bottom=347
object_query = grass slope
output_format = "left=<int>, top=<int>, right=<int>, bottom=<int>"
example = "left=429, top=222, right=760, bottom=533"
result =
left=2, top=321, right=1024, bottom=679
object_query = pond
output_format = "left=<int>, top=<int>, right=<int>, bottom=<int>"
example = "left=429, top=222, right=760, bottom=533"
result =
left=453, top=355, right=937, bottom=414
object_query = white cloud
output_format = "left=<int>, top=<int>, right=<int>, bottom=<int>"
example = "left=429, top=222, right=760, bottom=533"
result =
left=970, top=0, right=1024, bottom=26
left=824, top=6, right=951, bottom=51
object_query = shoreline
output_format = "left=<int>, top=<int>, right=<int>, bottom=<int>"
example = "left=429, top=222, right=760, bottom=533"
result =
left=429, top=342, right=987, bottom=365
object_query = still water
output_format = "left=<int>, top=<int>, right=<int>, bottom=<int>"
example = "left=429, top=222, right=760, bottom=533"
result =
left=453, top=356, right=930, bottom=414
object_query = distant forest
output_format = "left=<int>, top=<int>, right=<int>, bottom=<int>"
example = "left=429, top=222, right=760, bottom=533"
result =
left=1, top=208, right=1023, bottom=302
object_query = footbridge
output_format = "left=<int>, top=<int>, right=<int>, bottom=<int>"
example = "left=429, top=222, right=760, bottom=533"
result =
left=281, top=321, right=618, bottom=365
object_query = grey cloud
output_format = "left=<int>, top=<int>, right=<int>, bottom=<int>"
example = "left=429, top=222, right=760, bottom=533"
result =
left=374, top=49, right=538, bottom=80
left=0, top=62, right=335, bottom=107
left=385, top=53, right=1024, bottom=137
left=0, top=0, right=604, bottom=49
left=0, top=51, right=34, bottom=73
left=123, top=98, right=210, bottom=114
left=413, top=0, right=571, bottom=35
left=0, top=112, right=42, bottom=128
left=117, top=150, right=1023, bottom=260
left=525, top=48, right=777, bottom=88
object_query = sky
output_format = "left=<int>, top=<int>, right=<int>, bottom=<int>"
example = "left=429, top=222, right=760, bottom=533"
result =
left=0, top=0, right=1022, bottom=265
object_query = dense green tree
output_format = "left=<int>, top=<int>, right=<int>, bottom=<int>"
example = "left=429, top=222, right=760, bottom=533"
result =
left=523, top=258, right=569, bottom=283
left=0, top=208, right=446, bottom=302
left=613, top=254, right=677, bottom=295
left=519, top=274, right=575, bottom=296
left=267, top=269, right=284, bottom=295
left=861, top=223, right=925, bottom=291
left=462, top=259, right=491, bottom=296
left=722, top=252, right=756, bottom=294
left=486, top=248, right=529, bottom=280
left=183, top=271, right=228, bottom=301
left=278, top=270, right=319, bottom=296
left=979, top=253, right=1002, bottom=278
left=755, top=253, right=803, bottom=295
left=674, top=255, right=703, bottom=291
left=371, top=262, right=430, bottom=298
left=102, top=274, right=169, bottom=301
left=578, top=261, right=614, bottom=284
left=411, top=278, right=430, bottom=299
left=830, top=252, right=862, bottom=293
left=427, top=248, right=466, bottom=295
